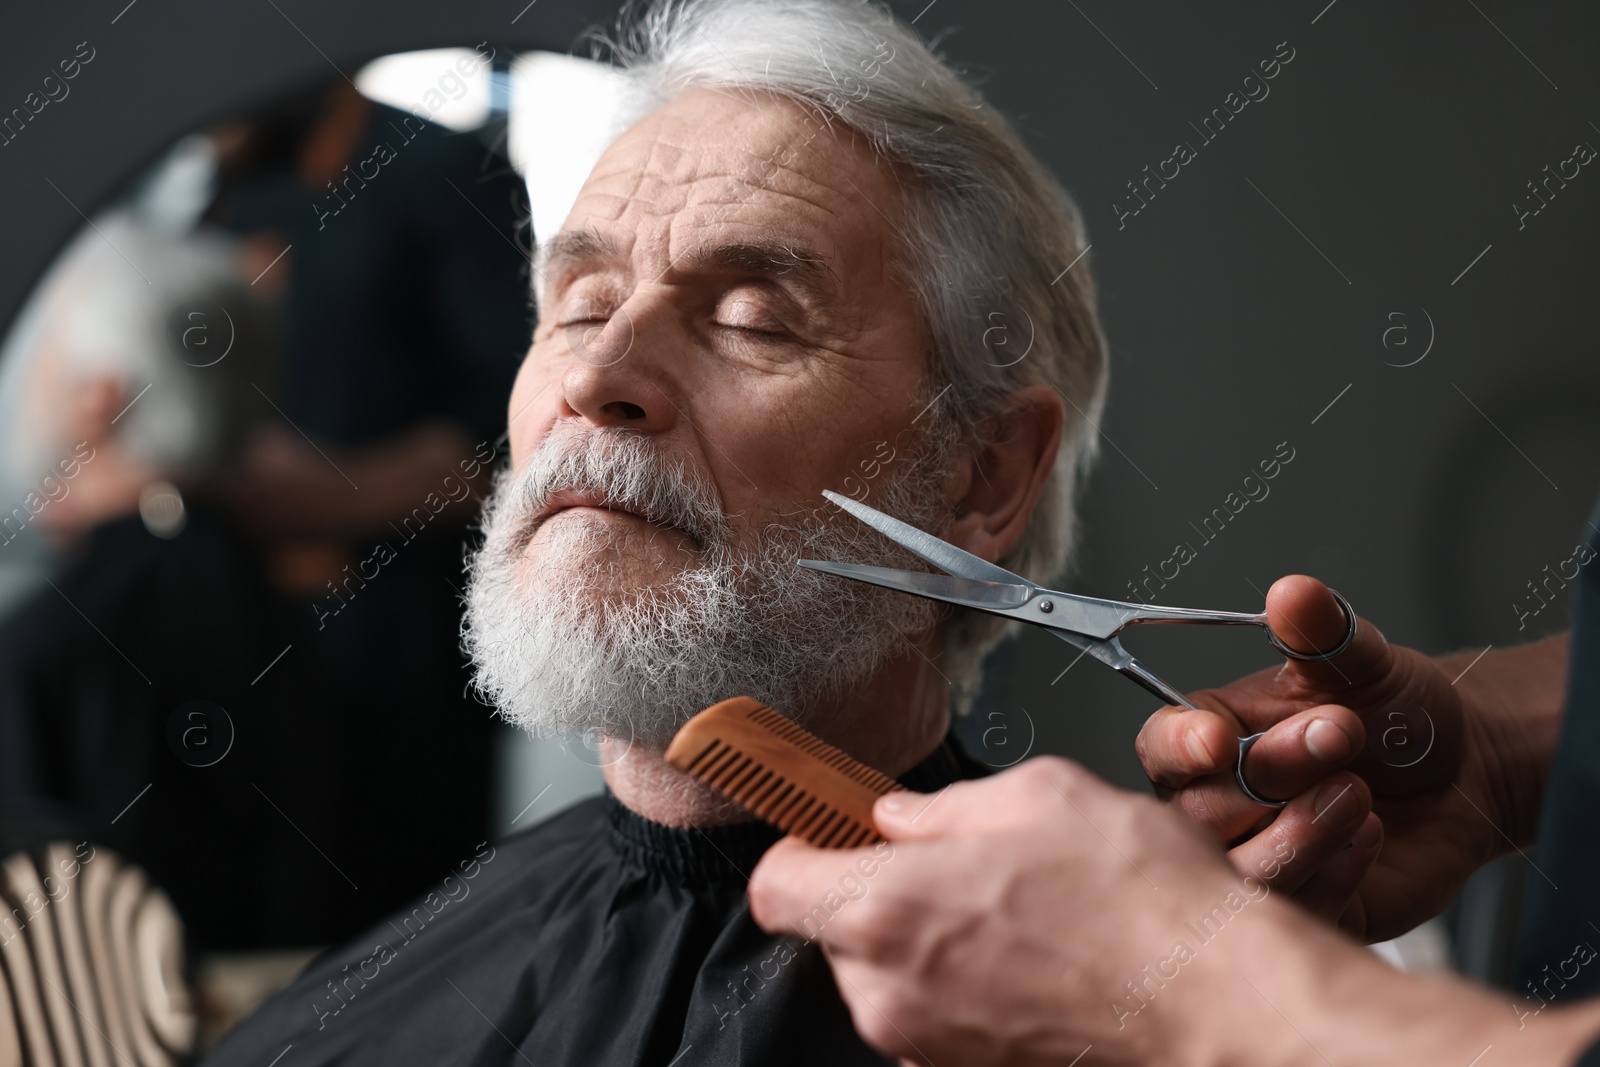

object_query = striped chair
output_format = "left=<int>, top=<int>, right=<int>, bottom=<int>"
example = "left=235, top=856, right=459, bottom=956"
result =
left=0, top=843, right=194, bottom=1066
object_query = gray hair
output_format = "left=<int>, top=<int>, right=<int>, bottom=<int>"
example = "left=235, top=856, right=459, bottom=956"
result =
left=598, top=0, right=1110, bottom=713
left=5, top=214, right=271, bottom=484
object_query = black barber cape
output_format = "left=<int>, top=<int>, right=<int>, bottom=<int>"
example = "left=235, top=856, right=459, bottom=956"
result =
left=205, top=736, right=988, bottom=1066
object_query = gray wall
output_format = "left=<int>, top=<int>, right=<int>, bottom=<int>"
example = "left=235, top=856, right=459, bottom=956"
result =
left=4, top=0, right=1597, bottom=793
left=916, top=0, right=1600, bottom=788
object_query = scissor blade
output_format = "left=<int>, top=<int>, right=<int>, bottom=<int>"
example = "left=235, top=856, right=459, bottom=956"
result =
left=1046, top=627, right=1123, bottom=669
left=1044, top=630, right=1193, bottom=708
left=797, top=559, right=1034, bottom=610
left=821, top=490, right=1021, bottom=584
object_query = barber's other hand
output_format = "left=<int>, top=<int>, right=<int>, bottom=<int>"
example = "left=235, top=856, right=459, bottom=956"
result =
left=749, top=760, right=1289, bottom=1067
left=1135, top=574, right=1493, bottom=942
left=751, top=758, right=1598, bottom=1067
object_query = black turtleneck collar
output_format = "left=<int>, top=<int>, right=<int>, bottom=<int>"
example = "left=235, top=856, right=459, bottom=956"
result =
left=605, top=734, right=989, bottom=886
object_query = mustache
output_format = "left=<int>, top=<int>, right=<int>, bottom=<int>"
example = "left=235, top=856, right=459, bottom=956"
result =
left=498, top=430, right=734, bottom=551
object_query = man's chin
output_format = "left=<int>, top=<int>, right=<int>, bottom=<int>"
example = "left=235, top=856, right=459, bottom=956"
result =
left=517, top=542, right=695, bottom=598
left=521, top=520, right=701, bottom=580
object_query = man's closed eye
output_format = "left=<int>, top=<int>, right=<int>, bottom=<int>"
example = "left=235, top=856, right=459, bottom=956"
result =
left=714, top=295, right=792, bottom=339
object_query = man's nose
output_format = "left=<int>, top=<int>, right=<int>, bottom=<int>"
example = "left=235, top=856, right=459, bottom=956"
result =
left=558, top=301, right=678, bottom=433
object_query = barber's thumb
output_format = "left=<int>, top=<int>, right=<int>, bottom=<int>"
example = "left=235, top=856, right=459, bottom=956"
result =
left=874, top=787, right=958, bottom=840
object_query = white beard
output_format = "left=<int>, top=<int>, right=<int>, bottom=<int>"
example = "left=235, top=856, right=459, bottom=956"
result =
left=462, top=427, right=953, bottom=751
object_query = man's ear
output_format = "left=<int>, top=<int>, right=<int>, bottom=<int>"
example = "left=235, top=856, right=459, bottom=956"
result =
left=944, top=384, right=1064, bottom=564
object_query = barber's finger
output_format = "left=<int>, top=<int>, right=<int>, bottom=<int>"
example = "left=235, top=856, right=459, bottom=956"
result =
left=873, top=784, right=970, bottom=841
left=1164, top=707, right=1362, bottom=843
left=1290, top=813, right=1383, bottom=930
left=1336, top=890, right=1371, bottom=940
left=1236, top=704, right=1365, bottom=802
left=1136, top=704, right=1241, bottom=789
left=875, top=772, right=1035, bottom=840
left=748, top=837, right=869, bottom=938
left=1168, top=772, right=1286, bottom=842
left=876, top=757, right=1107, bottom=840
left=1224, top=772, right=1372, bottom=895
left=1266, top=574, right=1391, bottom=693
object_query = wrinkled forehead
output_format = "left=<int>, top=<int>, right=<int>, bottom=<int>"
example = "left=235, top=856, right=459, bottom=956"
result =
left=558, top=88, right=906, bottom=278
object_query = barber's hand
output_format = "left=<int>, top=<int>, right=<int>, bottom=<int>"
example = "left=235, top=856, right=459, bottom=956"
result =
left=1136, top=574, right=1491, bottom=942
left=748, top=759, right=1408, bottom=1067
left=223, top=426, right=357, bottom=538
left=223, top=421, right=481, bottom=541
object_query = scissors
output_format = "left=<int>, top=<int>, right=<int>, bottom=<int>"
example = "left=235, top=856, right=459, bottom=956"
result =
left=798, top=490, right=1357, bottom=808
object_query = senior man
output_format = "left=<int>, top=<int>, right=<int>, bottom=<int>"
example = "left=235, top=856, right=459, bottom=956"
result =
left=205, top=0, right=1111, bottom=1063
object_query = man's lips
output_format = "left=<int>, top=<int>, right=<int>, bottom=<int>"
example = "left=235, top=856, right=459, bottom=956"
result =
left=533, top=489, right=662, bottom=529
left=520, top=487, right=710, bottom=553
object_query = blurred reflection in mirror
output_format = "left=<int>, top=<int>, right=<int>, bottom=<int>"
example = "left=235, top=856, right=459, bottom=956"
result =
left=0, top=50, right=532, bottom=962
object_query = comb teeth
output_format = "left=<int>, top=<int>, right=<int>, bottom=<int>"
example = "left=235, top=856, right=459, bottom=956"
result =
left=665, top=697, right=903, bottom=848
left=744, top=705, right=903, bottom=794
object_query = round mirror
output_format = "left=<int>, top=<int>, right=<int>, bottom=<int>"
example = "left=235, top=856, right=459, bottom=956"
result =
left=0, top=40, right=628, bottom=1045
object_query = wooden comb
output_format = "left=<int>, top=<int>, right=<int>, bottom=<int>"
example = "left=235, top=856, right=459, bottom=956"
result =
left=665, top=697, right=904, bottom=848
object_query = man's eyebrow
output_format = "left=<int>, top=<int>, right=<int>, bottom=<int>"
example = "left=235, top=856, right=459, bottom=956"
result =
left=536, top=227, right=624, bottom=286
left=536, top=231, right=841, bottom=304
left=683, top=240, right=839, bottom=303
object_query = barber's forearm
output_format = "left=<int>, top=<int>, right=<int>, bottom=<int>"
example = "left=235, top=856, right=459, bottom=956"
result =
left=336, top=421, right=488, bottom=531
left=1311, top=951, right=1600, bottom=1067
left=1438, top=634, right=1569, bottom=850
left=267, top=420, right=489, bottom=540
left=1200, top=896, right=1600, bottom=1067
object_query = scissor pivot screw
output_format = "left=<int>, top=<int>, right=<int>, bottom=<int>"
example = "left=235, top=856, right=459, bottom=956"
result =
left=1038, top=599, right=1054, bottom=613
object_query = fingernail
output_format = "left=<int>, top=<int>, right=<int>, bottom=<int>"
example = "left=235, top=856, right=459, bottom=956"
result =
left=1353, top=817, right=1383, bottom=851
left=879, top=794, right=907, bottom=813
left=1185, top=728, right=1212, bottom=767
left=1314, top=779, right=1357, bottom=821
left=1304, top=718, right=1354, bottom=763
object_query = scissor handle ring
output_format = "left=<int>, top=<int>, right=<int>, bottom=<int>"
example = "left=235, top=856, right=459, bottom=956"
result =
left=1263, top=588, right=1357, bottom=663
left=1235, top=732, right=1288, bottom=809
